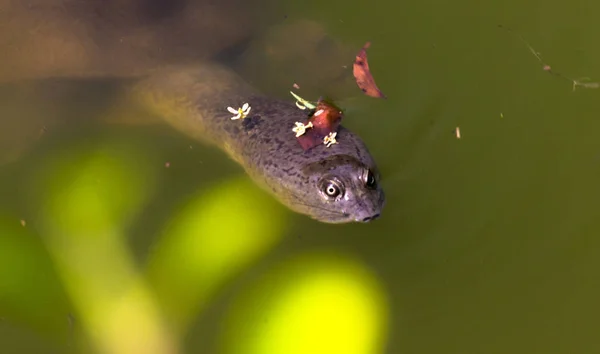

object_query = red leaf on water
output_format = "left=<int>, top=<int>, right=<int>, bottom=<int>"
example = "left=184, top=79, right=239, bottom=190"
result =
left=353, top=42, right=386, bottom=99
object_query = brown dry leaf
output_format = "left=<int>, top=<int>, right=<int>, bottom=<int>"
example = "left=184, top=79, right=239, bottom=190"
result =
left=353, top=42, right=386, bottom=98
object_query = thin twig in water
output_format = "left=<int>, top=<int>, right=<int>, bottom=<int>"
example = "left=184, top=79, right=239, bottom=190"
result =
left=498, top=24, right=599, bottom=91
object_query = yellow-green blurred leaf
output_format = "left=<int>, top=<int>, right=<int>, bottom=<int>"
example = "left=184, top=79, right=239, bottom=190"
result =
left=219, top=252, right=390, bottom=354
left=147, top=175, right=287, bottom=334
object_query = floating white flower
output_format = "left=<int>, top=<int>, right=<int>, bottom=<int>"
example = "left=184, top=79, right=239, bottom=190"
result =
left=323, top=132, right=338, bottom=147
left=292, top=121, right=314, bottom=137
left=227, top=103, right=251, bottom=120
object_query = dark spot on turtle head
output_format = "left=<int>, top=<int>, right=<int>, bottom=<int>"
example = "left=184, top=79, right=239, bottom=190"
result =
left=355, top=146, right=362, bottom=158
left=243, top=115, right=260, bottom=131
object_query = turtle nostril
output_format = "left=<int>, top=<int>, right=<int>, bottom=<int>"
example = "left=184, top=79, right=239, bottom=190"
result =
left=361, top=213, right=380, bottom=222
left=362, top=214, right=379, bottom=222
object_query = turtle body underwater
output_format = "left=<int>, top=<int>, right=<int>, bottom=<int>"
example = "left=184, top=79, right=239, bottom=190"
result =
left=0, top=0, right=385, bottom=223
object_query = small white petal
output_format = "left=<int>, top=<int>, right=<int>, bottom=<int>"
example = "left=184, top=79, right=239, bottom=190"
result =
left=314, top=109, right=324, bottom=116
left=323, top=132, right=338, bottom=147
left=231, top=113, right=242, bottom=120
left=227, top=106, right=238, bottom=114
left=295, top=102, right=306, bottom=110
left=244, top=106, right=251, bottom=115
left=242, top=103, right=249, bottom=111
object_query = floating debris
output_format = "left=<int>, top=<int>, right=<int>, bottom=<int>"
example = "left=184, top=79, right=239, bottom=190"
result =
left=165, top=162, right=170, bottom=168
left=353, top=42, right=387, bottom=98
left=293, top=83, right=300, bottom=89
left=290, top=91, right=316, bottom=110
left=455, top=127, right=461, bottom=139
left=499, top=25, right=599, bottom=91
left=289, top=93, right=343, bottom=151
left=20, top=219, right=26, bottom=227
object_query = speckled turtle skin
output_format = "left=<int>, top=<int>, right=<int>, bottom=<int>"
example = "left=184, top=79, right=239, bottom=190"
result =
left=133, top=64, right=385, bottom=223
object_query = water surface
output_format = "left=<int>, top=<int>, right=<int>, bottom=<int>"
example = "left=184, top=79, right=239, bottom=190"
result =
left=2, top=0, right=600, bottom=353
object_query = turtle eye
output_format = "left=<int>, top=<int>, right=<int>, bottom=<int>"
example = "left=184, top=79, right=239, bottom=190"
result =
left=364, top=169, right=377, bottom=189
left=318, top=178, right=345, bottom=200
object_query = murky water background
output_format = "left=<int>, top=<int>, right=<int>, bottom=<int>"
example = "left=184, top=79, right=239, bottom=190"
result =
left=2, top=0, right=600, bottom=353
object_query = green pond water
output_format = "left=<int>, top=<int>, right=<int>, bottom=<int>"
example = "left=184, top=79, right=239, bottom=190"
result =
left=1, top=0, right=600, bottom=353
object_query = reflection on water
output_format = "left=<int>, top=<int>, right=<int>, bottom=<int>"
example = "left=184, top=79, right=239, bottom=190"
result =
left=3, top=0, right=600, bottom=353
